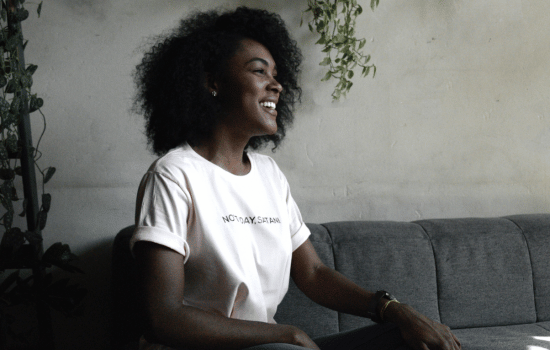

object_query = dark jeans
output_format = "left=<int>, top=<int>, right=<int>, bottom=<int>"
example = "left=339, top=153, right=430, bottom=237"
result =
left=244, top=323, right=411, bottom=350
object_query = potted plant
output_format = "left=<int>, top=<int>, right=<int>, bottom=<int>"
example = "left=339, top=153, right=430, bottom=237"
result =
left=302, top=0, right=380, bottom=101
left=0, top=1, right=85, bottom=349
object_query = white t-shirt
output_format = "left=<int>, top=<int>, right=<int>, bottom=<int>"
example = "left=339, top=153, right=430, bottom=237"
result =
left=130, top=144, right=310, bottom=339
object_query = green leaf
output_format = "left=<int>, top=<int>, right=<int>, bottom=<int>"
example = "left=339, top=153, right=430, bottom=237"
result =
left=16, top=9, right=29, bottom=22
left=43, top=242, right=83, bottom=273
left=3, top=210, right=13, bottom=229
left=364, top=55, right=371, bottom=64
left=29, top=95, right=44, bottom=112
left=19, top=198, right=27, bottom=217
left=26, top=64, right=38, bottom=75
left=347, top=70, right=354, bottom=79
left=316, top=20, right=325, bottom=32
left=321, top=70, right=332, bottom=82
left=20, top=74, right=32, bottom=88
left=24, top=230, right=43, bottom=247
left=42, top=193, right=51, bottom=212
left=37, top=209, right=47, bottom=230
left=362, top=66, right=369, bottom=77
left=10, top=96, right=21, bottom=114
left=37, top=1, right=43, bottom=17
left=5, top=79, right=19, bottom=94
left=44, top=167, right=56, bottom=183
left=319, top=57, right=331, bottom=66
left=13, top=166, right=22, bottom=176
left=0, top=168, right=15, bottom=181
left=6, top=134, right=18, bottom=153
left=1, top=192, right=13, bottom=211
left=334, top=33, right=346, bottom=44
left=0, top=270, right=19, bottom=294
left=9, top=186, right=18, bottom=201
left=0, top=97, right=9, bottom=114
left=0, top=143, right=8, bottom=160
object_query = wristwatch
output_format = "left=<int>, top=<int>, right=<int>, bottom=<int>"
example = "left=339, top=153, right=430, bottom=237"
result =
left=367, top=290, right=398, bottom=323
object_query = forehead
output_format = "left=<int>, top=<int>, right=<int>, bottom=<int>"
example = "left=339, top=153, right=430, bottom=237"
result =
left=232, top=38, right=276, bottom=67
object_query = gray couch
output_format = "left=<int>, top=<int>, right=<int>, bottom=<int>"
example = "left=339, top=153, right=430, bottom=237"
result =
left=111, top=214, right=550, bottom=349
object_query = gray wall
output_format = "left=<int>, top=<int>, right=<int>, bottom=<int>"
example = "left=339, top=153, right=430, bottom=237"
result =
left=13, top=0, right=550, bottom=348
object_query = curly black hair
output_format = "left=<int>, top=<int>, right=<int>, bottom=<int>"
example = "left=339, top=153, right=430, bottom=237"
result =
left=133, top=6, right=303, bottom=156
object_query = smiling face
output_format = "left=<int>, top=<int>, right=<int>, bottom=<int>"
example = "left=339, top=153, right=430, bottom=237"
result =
left=212, top=38, right=283, bottom=139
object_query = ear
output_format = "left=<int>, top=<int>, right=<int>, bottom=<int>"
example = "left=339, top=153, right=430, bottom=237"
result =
left=204, top=72, right=219, bottom=95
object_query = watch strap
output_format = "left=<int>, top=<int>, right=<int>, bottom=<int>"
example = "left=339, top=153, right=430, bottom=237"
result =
left=367, top=290, right=397, bottom=323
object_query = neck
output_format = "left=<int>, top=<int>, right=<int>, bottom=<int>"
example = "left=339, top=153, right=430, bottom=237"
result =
left=191, top=131, right=251, bottom=176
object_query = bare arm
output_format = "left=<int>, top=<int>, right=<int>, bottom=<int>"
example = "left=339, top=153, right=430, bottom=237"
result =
left=133, top=241, right=319, bottom=350
left=290, top=239, right=461, bottom=350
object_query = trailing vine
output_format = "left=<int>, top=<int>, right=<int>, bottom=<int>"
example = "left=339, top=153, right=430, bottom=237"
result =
left=302, top=0, right=380, bottom=101
left=0, top=1, right=85, bottom=349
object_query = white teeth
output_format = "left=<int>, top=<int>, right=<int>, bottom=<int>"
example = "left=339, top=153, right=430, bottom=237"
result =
left=260, top=101, right=276, bottom=109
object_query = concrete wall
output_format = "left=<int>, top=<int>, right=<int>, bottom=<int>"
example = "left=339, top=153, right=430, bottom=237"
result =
left=13, top=0, right=550, bottom=348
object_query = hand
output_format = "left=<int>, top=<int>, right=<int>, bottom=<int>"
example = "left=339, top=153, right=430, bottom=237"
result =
left=388, top=303, right=461, bottom=350
left=285, top=325, right=320, bottom=350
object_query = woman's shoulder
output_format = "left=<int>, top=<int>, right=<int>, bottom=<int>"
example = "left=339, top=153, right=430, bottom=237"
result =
left=248, top=151, right=287, bottom=182
left=146, top=144, right=200, bottom=178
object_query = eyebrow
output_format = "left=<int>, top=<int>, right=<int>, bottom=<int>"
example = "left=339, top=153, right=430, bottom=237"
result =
left=246, top=58, right=277, bottom=71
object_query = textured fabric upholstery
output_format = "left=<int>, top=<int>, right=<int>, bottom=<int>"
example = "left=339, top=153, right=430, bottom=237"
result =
left=505, top=214, right=550, bottom=322
left=415, top=217, right=536, bottom=328
left=325, top=221, right=439, bottom=332
left=452, top=322, right=550, bottom=350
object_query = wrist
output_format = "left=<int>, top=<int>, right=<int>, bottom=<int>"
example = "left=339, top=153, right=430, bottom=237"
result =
left=367, top=290, right=398, bottom=323
left=382, top=302, right=411, bottom=325
left=378, top=299, right=399, bottom=322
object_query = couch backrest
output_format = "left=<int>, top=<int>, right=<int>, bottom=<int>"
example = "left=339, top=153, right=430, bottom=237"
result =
left=275, top=221, right=440, bottom=337
left=505, top=215, right=550, bottom=322
left=275, top=214, right=550, bottom=337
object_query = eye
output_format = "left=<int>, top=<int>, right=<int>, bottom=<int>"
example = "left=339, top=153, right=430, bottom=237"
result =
left=254, top=69, right=265, bottom=74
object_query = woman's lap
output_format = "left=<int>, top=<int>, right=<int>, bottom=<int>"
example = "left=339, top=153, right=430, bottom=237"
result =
left=244, top=323, right=411, bottom=350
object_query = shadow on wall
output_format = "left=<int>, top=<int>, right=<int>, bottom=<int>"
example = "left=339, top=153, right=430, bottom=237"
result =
left=52, top=237, right=114, bottom=350
left=57, top=0, right=112, bottom=20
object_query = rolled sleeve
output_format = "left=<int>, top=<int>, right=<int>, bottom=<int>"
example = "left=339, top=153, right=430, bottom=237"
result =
left=284, top=176, right=311, bottom=251
left=131, top=170, right=191, bottom=262
left=290, top=222, right=311, bottom=252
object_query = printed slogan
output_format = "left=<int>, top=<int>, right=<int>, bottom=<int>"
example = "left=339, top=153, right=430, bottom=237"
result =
left=222, top=214, right=281, bottom=225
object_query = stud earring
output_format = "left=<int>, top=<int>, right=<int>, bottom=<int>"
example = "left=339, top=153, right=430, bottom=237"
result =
left=212, top=91, right=217, bottom=97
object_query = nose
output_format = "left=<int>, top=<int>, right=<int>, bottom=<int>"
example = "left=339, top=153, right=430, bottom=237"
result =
left=268, top=77, right=283, bottom=94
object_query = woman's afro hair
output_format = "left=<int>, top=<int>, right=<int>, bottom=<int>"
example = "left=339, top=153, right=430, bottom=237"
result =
left=133, top=6, right=303, bottom=155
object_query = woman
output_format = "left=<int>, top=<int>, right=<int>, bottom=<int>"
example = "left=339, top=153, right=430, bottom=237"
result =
left=131, top=6, right=461, bottom=350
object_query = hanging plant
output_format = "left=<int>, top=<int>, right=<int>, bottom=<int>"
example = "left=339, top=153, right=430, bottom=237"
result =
left=0, top=1, right=85, bottom=349
left=302, top=0, right=380, bottom=101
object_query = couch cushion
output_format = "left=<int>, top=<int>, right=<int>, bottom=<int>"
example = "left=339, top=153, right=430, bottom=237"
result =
left=416, top=217, right=536, bottom=329
left=452, top=322, right=550, bottom=350
left=325, top=221, right=440, bottom=332
left=506, top=214, right=550, bottom=322
left=274, top=223, right=339, bottom=339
